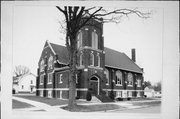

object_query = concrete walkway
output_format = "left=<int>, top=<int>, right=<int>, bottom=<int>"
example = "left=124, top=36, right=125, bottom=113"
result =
left=13, top=96, right=68, bottom=112
left=13, top=96, right=160, bottom=113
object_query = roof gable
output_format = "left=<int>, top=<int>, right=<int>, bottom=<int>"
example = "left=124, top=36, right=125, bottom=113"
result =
left=49, top=43, right=69, bottom=64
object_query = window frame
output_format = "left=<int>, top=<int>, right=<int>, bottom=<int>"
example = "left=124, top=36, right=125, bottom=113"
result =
left=116, top=91, right=122, bottom=98
left=59, top=74, right=63, bottom=84
left=127, top=73, right=133, bottom=87
left=40, top=74, right=44, bottom=85
left=47, top=73, right=53, bottom=84
left=97, top=53, right=100, bottom=67
left=91, top=31, right=98, bottom=49
left=48, top=55, right=53, bottom=70
left=79, top=52, right=83, bottom=66
left=77, top=31, right=82, bottom=48
left=76, top=74, right=78, bottom=84
left=115, top=70, right=123, bottom=86
left=48, top=90, right=52, bottom=98
left=128, top=91, right=132, bottom=97
left=137, top=79, right=141, bottom=87
left=40, top=59, right=45, bottom=72
left=105, top=68, right=109, bottom=85
left=90, top=51, right=94, bottom=66
left=137, top=91, right=141, bottom=97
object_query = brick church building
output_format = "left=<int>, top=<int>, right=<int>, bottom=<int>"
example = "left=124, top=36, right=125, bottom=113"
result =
left=36, top=17, right=144, bottom=101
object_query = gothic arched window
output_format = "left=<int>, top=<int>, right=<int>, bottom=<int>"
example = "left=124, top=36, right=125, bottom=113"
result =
left=90, top=51, right=94, bottom=66
left=91, top=31, right=98, bottom=49
left=137, top=77, right=141, bottom=87
left=105, top=68, right=109, bottom=85
left=40, top=59, right=45, bottom=72
left=97, top=53, right=100, bottom=67
left=48, top=55, right=53, bottom=69
left=77, top=31, right=82, bottom=48
left=128, top=73, right=133, bottom=86
left=80, top=52, right=83, bottom=66
left=116, top=70, right=122, bottom=85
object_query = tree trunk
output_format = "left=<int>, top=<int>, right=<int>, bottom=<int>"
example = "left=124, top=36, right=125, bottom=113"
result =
left=68, top=72, right=76, bottom=110
left=68, top=44, right=77, bottom=111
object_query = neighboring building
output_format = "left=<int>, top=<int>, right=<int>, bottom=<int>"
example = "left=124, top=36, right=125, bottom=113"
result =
left=36, top=17, right=144, bottom=101
left=13, top=73, right=36, bottom=93
left=144, top=87, right=155, bottom=97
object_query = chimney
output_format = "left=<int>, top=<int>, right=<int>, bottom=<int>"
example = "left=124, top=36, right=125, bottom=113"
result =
left=131, top=48, right=136, bottom=62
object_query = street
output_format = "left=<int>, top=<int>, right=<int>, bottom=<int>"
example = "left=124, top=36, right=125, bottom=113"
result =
left=107, top=104, right=161, bottom=113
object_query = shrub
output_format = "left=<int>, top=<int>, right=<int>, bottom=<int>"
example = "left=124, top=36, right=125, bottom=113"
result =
left=76, top=96, right=80, bottom=100
left=116, top=97, right=123, bottom=101
left=86, top=91, right=92, bottom=101
left=127, top=97, right=131, bottom=101
left=12, top=89, right=16, bottom=94
left=109, top=91, right=115, bottom=100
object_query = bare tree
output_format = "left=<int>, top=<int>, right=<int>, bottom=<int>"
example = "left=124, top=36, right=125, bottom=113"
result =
left=56, top=6, right=151, bottom=111
left=14, top=65, right=30, bottom=78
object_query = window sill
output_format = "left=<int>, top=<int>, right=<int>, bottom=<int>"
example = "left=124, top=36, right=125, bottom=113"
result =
left=47, top=82, right=52, bottom=84
left=127, top=85, right=133, bottom=87
left=88, top=66, right=103, bottom=70
left=116, top=84, right=122, bottom=86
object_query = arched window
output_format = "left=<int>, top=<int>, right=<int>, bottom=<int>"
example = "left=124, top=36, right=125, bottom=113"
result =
left=137, top=77, right=141, bottom=87
left=91, top=31, right=98, bottom=49
left=40, top=59, right=45, bottom=72
left=77, top=31, right=82, bottom=48
left=105, top=68, right=109, bottom=85
left=90, top=51, right=94, bottom=66
left=127, top=73, right=133, bottom=86
left=80, top=52, right=83, bottom=66
left=97, top=53, right=100, bottom=67
left=115, top=70, right=122, bottom=85
left=48, top=55, right=53, bottom=69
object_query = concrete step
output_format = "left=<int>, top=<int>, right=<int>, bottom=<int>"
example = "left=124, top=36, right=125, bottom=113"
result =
left=91, top=96, right=101, bottom=103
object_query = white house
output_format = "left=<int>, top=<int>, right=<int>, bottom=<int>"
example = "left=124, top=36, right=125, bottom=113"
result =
left=13, top=73, right=36, bottom=93
left=144, top=87, right=155, bottom=97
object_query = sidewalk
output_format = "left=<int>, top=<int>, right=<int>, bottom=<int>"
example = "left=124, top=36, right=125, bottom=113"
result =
left=13, top=96, right=160, bottom=113
left=13, top=96, right=68, bottom=112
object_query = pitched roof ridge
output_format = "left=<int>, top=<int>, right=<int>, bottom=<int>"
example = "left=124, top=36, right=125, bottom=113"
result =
left=46, top=40, right=57, bottom=55
left=121, top=52, right=143, bottom=73
left=104, top=47, right=123, bottom=54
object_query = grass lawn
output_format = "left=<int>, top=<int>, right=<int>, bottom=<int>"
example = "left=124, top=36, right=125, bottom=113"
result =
left=130, top=100, right=161, bottom=106
left=128, top=97, right=161, bottom=101
left=61, top=104, right=124, bottom=112
left=14, top=95, right=92, bottom=106
left=13, top=99, right=34, bottom=109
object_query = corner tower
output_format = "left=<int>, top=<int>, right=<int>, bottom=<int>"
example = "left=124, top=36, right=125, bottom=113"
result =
left=76, top=14, right=105, bottom=97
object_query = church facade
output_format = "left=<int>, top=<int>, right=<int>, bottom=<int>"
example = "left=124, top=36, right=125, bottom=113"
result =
left=36, top=18, right=144, bottom=101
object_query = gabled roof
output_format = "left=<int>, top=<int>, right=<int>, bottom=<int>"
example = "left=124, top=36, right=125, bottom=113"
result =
left=48, top=42, right=143, bottom=74
left=49, top=43, right=69, bottom=64
left=104, top=47, right=143, bottom=73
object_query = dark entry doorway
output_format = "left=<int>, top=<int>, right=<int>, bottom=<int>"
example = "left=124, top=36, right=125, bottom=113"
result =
left=89, top=76, right=99, bottom=95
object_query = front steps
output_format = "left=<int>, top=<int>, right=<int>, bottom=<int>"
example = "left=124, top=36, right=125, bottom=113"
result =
left=91, top=96, right=101, bottom=103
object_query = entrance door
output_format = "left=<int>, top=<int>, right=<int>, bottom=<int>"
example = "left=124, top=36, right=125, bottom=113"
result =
left=30, top=87, right=33, bottom=93
left=89, top=76, right=99, bottom=95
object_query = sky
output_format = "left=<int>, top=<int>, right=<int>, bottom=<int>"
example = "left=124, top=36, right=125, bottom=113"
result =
left=13, top=5, right=163, bottom=85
